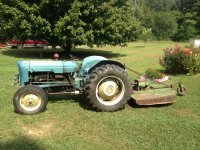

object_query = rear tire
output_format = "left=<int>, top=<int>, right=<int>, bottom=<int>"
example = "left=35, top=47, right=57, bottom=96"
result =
left=85, top=64, right=131, bottom=112
left=13, top=85, right=48, bottom=115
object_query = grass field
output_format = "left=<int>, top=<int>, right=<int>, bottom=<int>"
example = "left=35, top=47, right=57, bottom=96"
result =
left=0, top=41, right=200, bottom=150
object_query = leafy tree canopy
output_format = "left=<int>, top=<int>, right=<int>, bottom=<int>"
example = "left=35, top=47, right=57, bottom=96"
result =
left=0, top=0, right=140, bottom=50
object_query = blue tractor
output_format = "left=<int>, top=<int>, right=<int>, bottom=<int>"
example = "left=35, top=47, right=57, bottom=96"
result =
left=13, top=55, right=185, bottom=115
left=13, top=56, right=131, bottom=114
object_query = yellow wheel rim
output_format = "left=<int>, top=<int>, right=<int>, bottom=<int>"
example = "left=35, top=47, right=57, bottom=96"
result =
left=96, top=76, right=125, bottom=106
left=20, top=94, right=41, bottom=112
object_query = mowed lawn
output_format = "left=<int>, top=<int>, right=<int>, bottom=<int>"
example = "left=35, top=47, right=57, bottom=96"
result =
left=0, top=41, right=200, bottom=150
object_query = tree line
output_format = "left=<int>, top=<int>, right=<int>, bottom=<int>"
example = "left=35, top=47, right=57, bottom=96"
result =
left=0, top=0, right=200, bottom=51
left=135, top=0, right=200, bottom=41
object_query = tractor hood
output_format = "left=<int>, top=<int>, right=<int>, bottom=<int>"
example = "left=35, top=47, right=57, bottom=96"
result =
left=17, top=60, right=77, bottom=85
left=17, top=60, right=77, bottom=73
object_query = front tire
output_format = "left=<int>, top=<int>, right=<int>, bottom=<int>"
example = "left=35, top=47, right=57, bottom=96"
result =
left=85, top=64, right=131, bottom=112
left=13, top=85, right=48, bottom=115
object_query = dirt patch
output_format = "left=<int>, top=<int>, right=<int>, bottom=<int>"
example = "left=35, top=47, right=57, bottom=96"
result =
left=17, top=118, right=59, bottom=138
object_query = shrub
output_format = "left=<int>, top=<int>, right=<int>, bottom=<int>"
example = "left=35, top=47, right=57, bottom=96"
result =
left=159, top=44, right=200, bottom=74
left=145, top=68, right=164, bottom=79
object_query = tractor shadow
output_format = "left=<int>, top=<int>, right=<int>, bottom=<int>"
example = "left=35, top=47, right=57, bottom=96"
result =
left=128, top=98, right=173, bottom=109
left=48, top=95, right=171, bottom=112
left=48, top=94, right=91, bottom=111
left=1, top=47, right=126, bottom=60
left=0, top=135, right=44, bottom=150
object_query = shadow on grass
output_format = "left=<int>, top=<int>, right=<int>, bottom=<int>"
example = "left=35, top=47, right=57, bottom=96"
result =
left=71, top=48, right=126, bottom=59
left=1, top=48, right=125, bottom=60
left=0, top=136, right=45, bottom=150
left=48, top=94, right=90, bottom=110
left=48, top=95, right=171, bottom=112
left=128, top=98, right=173, bottom=109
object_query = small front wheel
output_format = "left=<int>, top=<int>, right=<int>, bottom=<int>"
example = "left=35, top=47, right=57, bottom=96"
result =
left=13, top=85, right=48, bottom=115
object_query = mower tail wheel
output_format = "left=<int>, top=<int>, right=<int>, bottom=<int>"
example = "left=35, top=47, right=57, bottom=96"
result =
left=13, top=85, right=48, bottom=115
left=177, top=85, right=186, bottom=96
left=85, top=64, right=131, bottom=112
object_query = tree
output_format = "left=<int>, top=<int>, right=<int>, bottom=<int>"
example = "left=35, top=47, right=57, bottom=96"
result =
left=139, top=27, right=153, bottom=46
left=171, top=0, right=200, bottom=41
left=0, top=1, right=51, bottom=41
left=134, top=0, right=179, bottom=41
left=134, top=0, right=154, bottom=29
left=152, top=12, right=178, bottom=40
left=144, top=0, right=178, bottom=12
left=172, top=18, right=198, bottom=41
left=0, top=0, right=140, bottom=53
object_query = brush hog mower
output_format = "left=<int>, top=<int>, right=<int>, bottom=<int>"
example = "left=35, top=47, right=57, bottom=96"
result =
left=13, top=55, right=185, bottom=115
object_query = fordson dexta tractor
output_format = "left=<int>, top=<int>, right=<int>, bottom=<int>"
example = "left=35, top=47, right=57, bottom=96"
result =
left=13, top=55, right=185, bottom=115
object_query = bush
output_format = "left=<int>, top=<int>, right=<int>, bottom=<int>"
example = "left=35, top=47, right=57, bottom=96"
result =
left=159, top=44, right=200, bottom=74
left=145, top=68, right=164, bottom=79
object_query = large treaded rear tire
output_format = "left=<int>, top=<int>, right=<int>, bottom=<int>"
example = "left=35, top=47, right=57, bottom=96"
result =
left=85, top=64, right=131, bottom=112
left=13, top=85, right=48, bottom=115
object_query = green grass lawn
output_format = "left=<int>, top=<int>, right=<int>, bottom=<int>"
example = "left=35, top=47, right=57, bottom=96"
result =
left=0, top=41, right=200, bottom=150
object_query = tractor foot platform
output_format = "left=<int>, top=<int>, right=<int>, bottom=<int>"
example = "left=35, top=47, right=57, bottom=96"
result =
left=131, top=88, right=176, bottom=106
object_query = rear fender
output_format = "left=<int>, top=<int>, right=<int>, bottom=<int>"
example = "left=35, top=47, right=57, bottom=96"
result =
left=88, top=60, right=125, bottom=74
left=80, top=56, right=124, bottom=84
left=80, top=56, right=107, bottom=76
